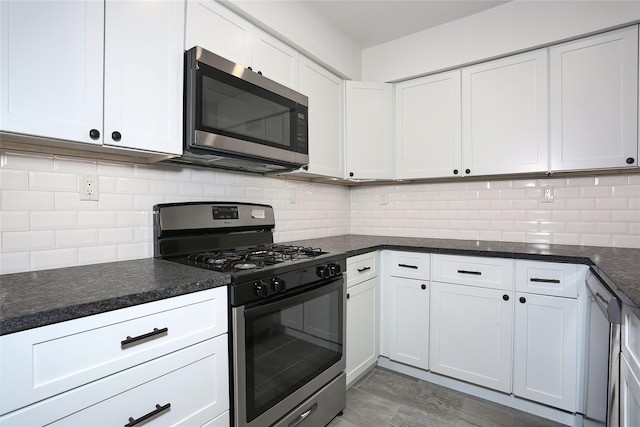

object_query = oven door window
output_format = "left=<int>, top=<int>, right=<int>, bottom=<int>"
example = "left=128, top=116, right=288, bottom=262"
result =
left=197, top=63, right=295, bottom=149
left=243, top=279, right=343, bottom=423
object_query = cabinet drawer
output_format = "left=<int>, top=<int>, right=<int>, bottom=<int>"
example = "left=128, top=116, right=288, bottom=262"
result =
left=0, top=287, right=227, bottom=415
left=515, top=260, right=578, bottom=297
left=432, top=254, right=513, bottom=290
left=347, top=252, right=378, bottom=287
left=387, top=251, right=430, bottom=280
left=1, top=336, right=229, bottom=426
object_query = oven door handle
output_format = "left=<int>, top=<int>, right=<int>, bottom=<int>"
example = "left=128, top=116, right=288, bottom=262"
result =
left=244, top=276, right=344, bottom=318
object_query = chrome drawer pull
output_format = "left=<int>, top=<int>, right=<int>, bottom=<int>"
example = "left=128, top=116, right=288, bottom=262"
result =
left=530, top=278, right=561, bottom=284
left=125, top=403, right=171, bottom=427
left=398, top=263, right=418, bottom=269
left=357, top=266, right=371, bottom=273
left=121, top=327, right=168, bottom=348
left=457, top=269, right=481, bottom=275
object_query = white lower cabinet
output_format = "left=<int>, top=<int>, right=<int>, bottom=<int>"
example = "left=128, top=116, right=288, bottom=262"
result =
left=429, top=282, right=513, bottom=393
left=346, top=277, right=380, bottom=386
left=346, top=252, right=380, bottom=387
left=621, top=353, right=640, bottom=427
left=0, top=288, right=229, bottom=426
left=387, top=277, right=429, bottom=370
left=513, top=292, right=578, bottom=411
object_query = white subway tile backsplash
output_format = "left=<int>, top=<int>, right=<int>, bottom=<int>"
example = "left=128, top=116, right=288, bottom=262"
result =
left=78, top=245, right=118, bottom=265
left=29, top=171, right=77, bottom=192
left=55, top=229, right=98, bottom=248
left=99, top=227, right=135, bottom=245
left=3, top=190, right=54, bottom=210
left=2, top=230, right=54, bottom=252
left=2, top=148, right=640, bottom=275
left=0, top=211, right=29, bottom=231
left=30, top=248, right=77, bottom=271
left=78, top=211, right=117, bottom=228
left=30, top=211, right=77, bottom=230
left=1, top=151, right=54, bottom=171
left=0, top=170, right=29, bottom=190
left=0, top=251, right=30, bottom=274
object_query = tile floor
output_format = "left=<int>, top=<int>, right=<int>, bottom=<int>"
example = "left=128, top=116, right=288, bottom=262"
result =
left=327, top=367, right=566, bottom=427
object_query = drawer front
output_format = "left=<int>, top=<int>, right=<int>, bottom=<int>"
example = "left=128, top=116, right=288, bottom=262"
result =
left=432, top=254, right=513, bottom=290
left=347, top=252, right=378, bottom=287
left=0, top=287, right=227, bottom=415
left=387, top=251, right=430, bottom=280
left=515, top=260, right=578, bottom=297
left=0, top=336, right=229, bottom=426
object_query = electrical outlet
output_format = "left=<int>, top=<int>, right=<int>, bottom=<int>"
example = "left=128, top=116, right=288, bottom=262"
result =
left=541, top=186, right=554, bottom=203
left=80, top=174, right=99, bottom=201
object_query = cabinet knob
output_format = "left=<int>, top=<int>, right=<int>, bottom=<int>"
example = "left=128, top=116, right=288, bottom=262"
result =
left=258, top=70, right=263, bottom=75
left=465, top=168, right=471, bottom=175
left=248, top=66, right=253, bottom=71
left=303, top=165, right=309, bottom=171
left=349, top=172, right=354, bottom=177
left=502, top=294, right=510, bottom=301
left=346, top=293, right=350, bottom=300
left=89, top=129, right=100, bottom=140
left=626, top=157, right=635, bottom=165
left=421, top=284, right=426, bottom=290
left=111, top=131, right=122, bottom=142
left=519, top=296, right=526, bottom=304
left=453, top=169, right=459, bottom=175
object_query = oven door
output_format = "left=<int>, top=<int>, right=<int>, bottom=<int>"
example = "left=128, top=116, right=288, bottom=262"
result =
left=232, top=276, right=345, bottom=427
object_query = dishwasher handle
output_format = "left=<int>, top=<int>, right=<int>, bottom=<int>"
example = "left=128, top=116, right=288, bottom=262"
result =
left=586, top=270, right=622, bottom=324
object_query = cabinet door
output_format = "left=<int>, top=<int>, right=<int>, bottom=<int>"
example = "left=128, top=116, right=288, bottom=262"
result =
left=252, top=29, right=299, bottom=90
left=462, top=50, right=548, bottom=176
left=621, top=353, right=640, bottom=427
left=184, top=0, right=253, bottom=66
left=345, top=81, right=394, bottom=180
left=0, top=0, right=104, bottom=144
left=395, top=71, right=462, bottom=179
left=346, top=277, right=380, bottom=386
left=387, top=277, right=429, bottom=370
left=299, top=56, right=344, bottom=178
left=550, top=26, right=639, bottom=171
left=103, top=0, right=184, bottom=155
left=513, top=293, right=578, bottom=412
left=430, top=282, right=513, bottom=392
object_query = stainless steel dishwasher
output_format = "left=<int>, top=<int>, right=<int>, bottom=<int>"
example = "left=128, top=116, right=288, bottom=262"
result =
left=584, top=270, right=622, bottom=427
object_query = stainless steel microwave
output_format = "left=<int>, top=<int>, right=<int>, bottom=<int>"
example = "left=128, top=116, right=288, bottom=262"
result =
left=176, top=46, right=309, bottom=174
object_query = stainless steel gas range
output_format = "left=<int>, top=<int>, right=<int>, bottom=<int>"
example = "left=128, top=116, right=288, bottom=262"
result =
left=153, top=202, right=346, bottom=427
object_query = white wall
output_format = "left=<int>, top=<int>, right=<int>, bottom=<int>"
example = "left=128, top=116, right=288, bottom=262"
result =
left=222, top=0, right=362, bottom=79
left=351, top=174, right=640, bottom=249
left=362, top=0, right=640, bottom=82
left=0, top=150, right=350, bottom=274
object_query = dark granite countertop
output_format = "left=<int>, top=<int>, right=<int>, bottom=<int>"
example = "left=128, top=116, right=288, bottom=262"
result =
left=0, top=258, right=229, bottom=336
left=1, top=235, right=639, bottom=336
left=288, top=235, right=640, bottom=317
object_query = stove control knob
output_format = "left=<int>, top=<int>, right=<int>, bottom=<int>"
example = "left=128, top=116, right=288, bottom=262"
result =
left=254, top=281, right=271, bottom=298
left=272, top=277, right=286, bottom=293
left=328, top=263, right=341, bottom=276
left=316, top=265, right=331, bottom=279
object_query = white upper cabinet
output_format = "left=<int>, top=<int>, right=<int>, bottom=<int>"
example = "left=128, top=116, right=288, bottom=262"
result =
left=185, top=0, right=253, bottom=67
left=395, top=71, right=462, bottom=179
left=550, top=26, right=639, bottom=171
left=345, top=81, right=394, bottom=180
left=0, top=0, right=104, bottom=145
left=103, top=0, right=184, bottom=154
left=252, top=29, right=299, bottom=90
left=461, top=50, right=548, bottom=177
left=185, top=1, right=299, bottom=91
left=1, top=0, right=184, bottom=155
left=299, top=56, right=344, bottom=178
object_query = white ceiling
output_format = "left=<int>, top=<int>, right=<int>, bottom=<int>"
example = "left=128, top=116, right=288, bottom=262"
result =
left=305, top=0, right=511, bottom=49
